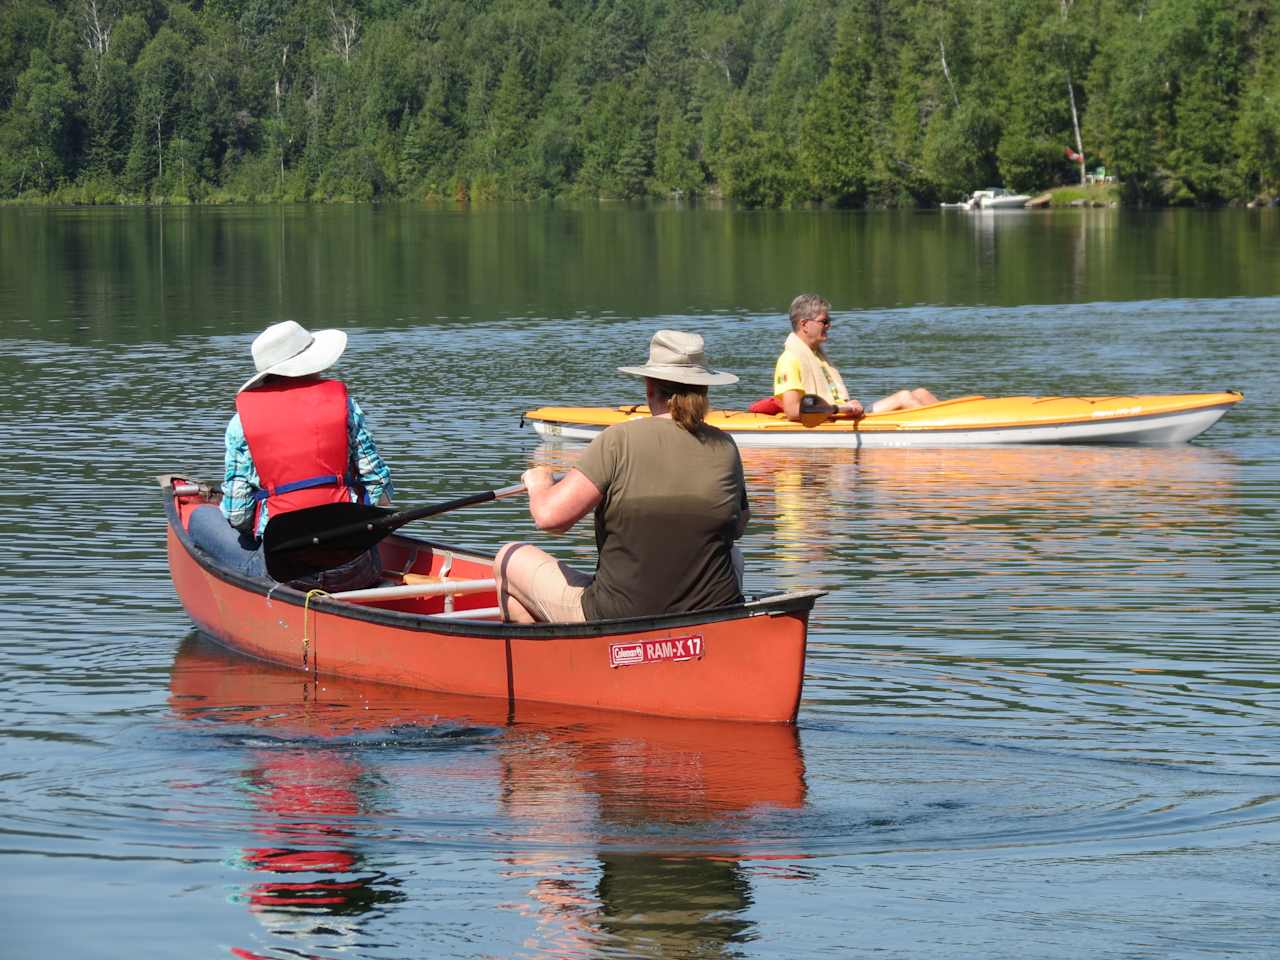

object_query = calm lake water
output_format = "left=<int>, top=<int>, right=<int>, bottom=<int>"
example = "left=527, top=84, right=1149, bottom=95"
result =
left=2, top=204, right=1278, bottom=959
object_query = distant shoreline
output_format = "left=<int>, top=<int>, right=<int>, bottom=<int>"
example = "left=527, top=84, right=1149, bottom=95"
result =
left=4, top=188, right=1276, bottom=210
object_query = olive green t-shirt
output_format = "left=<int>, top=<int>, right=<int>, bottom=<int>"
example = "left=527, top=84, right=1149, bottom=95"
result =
left=576, top=416, right=747, bottom=621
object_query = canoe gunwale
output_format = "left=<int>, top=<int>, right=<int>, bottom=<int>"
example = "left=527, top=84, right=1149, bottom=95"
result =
left=161, top=478, right=823, bottom=640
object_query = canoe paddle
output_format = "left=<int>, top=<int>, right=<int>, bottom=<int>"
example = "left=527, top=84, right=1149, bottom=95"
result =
left=263, top=481, right=529, bottom=582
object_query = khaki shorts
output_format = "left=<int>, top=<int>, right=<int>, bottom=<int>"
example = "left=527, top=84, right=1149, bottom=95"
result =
left=502, top=544, right=592, bottom=623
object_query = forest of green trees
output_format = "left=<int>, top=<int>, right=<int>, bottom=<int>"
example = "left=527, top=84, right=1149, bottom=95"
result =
left=1, top=0, right=1278, bottom=207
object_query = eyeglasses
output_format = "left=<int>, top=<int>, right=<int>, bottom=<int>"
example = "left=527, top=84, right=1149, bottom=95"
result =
left=807, top=316, right=832, bottom=327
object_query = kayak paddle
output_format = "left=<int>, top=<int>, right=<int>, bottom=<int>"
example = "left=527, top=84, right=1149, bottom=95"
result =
left=263, top=481, right=528, bottom=582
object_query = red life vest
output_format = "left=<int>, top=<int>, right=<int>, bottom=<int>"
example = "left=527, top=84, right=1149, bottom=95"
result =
left=236, top=378, right=362, bottom=531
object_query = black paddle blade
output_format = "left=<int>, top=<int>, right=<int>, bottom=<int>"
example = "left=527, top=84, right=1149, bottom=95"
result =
left=265, top=500, right=396, bottom=553
left=260, top=482, right=521, bottom=583
left=262, top=501, right=395, bottom=576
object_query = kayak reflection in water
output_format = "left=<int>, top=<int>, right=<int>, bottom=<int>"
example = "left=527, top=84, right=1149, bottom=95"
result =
left=494, top=330, right=749, bottom=623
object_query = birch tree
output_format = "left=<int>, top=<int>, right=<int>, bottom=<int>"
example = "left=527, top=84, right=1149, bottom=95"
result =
left=132, top=27, right=190, bottom=187
left=79, top=0, right=115, bottom=78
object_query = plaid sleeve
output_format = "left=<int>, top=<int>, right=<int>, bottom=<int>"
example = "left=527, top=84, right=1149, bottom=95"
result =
left=220, top=413, right=261, bottom=533
left=348, top=397, right=394, bottom=503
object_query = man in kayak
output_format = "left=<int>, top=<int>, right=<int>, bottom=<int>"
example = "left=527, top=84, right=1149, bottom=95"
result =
left=493, top=330, right=749, bottom=623
left=187, top=320, right=394, bottom=587
left=772, top=293, right=939, bottom=420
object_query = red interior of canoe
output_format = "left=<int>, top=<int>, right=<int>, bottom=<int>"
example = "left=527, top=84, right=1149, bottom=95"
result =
left=174, top=492, right=502, bottom=618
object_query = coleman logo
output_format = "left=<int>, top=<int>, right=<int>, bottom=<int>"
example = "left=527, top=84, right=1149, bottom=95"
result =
left=609, top=634, right=704, bottom=668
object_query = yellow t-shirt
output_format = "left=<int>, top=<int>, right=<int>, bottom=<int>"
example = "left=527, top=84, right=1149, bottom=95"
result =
left=772, top=351, right=848, bottom=403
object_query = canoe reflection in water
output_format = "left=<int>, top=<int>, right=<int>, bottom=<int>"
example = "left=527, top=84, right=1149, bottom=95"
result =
left=168, top=634, right=808, bottom=958
left=170, top=638, right=406, bottom=954
left=494, top=688, right=808, bottom=957
left=233, top=750, right=400, bottom=921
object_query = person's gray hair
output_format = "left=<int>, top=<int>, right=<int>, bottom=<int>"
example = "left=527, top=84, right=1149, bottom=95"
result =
left=789, top=293, right=831, bottom=331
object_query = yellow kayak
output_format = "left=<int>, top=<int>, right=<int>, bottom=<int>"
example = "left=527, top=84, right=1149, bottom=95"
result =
left=523, top=392, right=1243, bottom=448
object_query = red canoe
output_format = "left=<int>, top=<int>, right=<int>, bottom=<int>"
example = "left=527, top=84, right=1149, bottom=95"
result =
left=161, top=476, right=820, bottom=723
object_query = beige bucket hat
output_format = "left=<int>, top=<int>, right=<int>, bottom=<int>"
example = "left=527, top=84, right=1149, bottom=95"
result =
left=617, top=330, right=738, bottom=387
left=238, top=320, right=348, bottom=393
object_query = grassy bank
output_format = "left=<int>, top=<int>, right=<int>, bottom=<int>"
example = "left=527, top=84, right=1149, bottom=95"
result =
left=1028, top=183, right=1123, bottom=207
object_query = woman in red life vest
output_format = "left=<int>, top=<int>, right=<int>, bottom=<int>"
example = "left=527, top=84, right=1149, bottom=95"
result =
left=188, top=321, right=394, bottom=587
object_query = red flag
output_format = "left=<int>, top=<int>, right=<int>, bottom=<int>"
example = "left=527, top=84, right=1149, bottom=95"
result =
left=1065, top=146, right=1084, bottom=163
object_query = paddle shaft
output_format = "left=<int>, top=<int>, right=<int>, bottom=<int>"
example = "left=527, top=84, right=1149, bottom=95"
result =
left=271, top=481, right=528, bottom=555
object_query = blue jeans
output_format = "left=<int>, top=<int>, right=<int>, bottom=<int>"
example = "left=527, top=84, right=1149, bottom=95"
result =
left=188, top=505, right=268, bottom=578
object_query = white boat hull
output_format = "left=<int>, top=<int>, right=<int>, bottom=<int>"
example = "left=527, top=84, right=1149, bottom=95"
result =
left=978, top=197, right=1030, bottom=209
left=529, top=403, right=1236, bottom=449
left=942, top=188, right=1032, bottom=210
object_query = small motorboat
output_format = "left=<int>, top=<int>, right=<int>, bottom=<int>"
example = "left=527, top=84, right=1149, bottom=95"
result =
left=977, top=188, right=1032, bottom=209
left=160, top=476, right=819, bottom=723
left=523, top=392, right=1243, bottom=449
left=941, top=188, right=1032, bottom=210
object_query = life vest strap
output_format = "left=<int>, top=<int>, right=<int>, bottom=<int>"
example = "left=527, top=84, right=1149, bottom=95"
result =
left=252, top=473, right=352, bottom=501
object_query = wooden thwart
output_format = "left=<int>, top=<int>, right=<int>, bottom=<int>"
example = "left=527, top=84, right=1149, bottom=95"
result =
left=330, top=578, right=497, bottom=604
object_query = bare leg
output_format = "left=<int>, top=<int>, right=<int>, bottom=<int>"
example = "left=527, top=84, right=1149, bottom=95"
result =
left=492, top=541, right=589, bottom=623
left=494, top=542, right=537, bottom=623
left=503, top=593, right=538, bottom=624
left=872, top=388, right=939, bottom=414
left=871, top=389, right=917, bottom=414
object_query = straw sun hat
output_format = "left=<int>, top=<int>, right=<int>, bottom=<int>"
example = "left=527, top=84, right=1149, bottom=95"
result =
left=238, top=320, right=348, bottom=393
left=617, top=330, right=738, bottom=387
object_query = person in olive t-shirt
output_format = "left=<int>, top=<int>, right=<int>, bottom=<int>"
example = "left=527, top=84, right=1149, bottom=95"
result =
left=493, top=330, right=749, bottom=623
